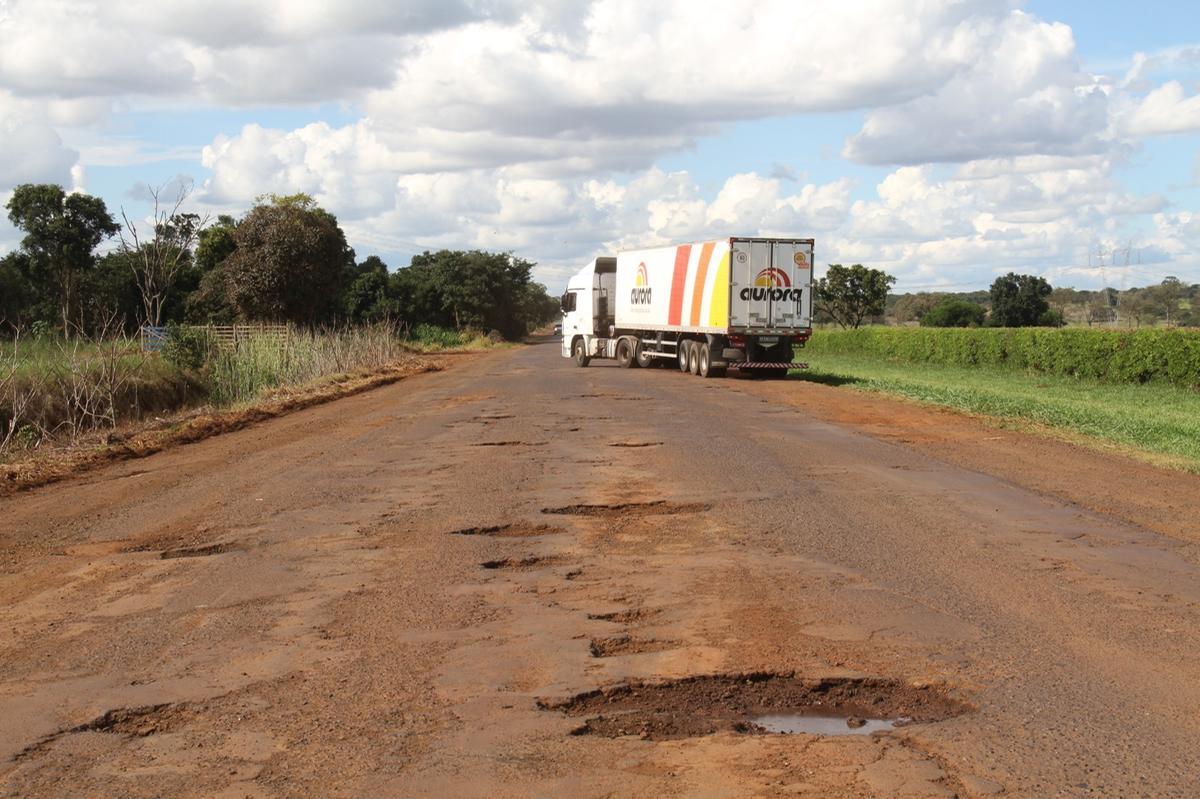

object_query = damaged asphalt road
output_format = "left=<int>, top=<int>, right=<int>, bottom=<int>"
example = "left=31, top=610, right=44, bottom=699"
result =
left=2, top=339, right=1200, bottom=797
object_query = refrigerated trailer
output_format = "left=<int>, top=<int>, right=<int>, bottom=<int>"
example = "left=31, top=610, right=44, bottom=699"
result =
left=559, top=237, right=813, bottom=377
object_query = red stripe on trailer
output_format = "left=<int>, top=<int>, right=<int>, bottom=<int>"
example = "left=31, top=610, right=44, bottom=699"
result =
left=667, top=244, right=692, bottom=326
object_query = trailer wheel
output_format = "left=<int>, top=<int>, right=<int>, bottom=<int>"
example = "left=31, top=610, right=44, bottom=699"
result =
left=572, top=338, right=590, bottom=367
left=677, top=341, right=691, bottom=372
left=688, top=343, right=701, bottom=375
left=698, top=343, right=714, bottom=378
left=635, top=342, right=654, bottom=368
left=615, top=337, right=637, bottom=368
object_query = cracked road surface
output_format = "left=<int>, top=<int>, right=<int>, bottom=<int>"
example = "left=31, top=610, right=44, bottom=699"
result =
left=3, top=339, right=1200, bottom=797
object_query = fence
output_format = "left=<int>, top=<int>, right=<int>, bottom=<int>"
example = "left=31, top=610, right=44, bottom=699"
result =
left=140, top=324, right=291, bottom=353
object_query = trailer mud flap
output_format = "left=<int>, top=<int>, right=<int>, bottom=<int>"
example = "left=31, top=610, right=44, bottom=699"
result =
left=734, top=362, right=808, bottom=370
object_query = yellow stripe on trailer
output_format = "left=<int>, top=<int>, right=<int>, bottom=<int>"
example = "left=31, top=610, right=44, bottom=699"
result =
left=707, top=251, right=730, bottom=328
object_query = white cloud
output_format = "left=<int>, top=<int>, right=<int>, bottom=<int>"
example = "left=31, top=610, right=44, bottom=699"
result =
left=844, top=12, right=1114, bottom=165
left=1119, top=81, right=1200, bottom=137
left=0, top=92, right=80, bottom=187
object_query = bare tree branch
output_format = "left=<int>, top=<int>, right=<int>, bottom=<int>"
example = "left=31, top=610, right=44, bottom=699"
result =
left=120, top=179, right=210, bottom=328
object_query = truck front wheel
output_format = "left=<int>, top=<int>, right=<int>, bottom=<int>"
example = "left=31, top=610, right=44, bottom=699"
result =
left=572, top=338, right=590, bottom=367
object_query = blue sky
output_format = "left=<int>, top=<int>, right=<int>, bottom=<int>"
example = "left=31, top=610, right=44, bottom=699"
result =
left=2, top=1, right=1199, bottom=292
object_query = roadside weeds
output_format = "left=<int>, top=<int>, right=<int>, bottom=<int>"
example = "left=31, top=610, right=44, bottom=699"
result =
left=0, top=356, right=445, bottom=496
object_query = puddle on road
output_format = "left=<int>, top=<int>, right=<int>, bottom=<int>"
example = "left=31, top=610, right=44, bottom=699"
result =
left=542, top=673, right=968, bottom=741
left=751, top=714, right=909, bottom=736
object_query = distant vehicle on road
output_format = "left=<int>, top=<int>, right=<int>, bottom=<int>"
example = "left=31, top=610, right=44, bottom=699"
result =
left=559, top=237, right=812, bottom=378
left=553, top=322, right=562, bottom=336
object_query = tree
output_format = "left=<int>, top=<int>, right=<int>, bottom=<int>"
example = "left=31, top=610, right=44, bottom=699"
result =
left=988, top=272, right=1052, bottom=327
left=390, top=250, right=552, bottom=339
left=920, top=298, right=985, bottom=327
left=1122, top=291, right=1160, bottom=328
left=119, top=180, right=209, bottom=327
left=5, top=184, right=119, bottom=333
left=79, top=251, right=142, bottom=334
left=815, top=264, right=895, bottom=329
left=891, top=292, right=944, bottom=324
left=0, top=252, right=36, bottom=330
left=342, top=256, right=396, bottom=323
left=1149, top=277, right=1185, bottom=326
left=222, top=194, right=355, bottom=324
left=195, top=214, right=238, bottom=273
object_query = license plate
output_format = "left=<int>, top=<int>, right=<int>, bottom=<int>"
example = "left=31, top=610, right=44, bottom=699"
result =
left=758, top=337, right=778, bottom=345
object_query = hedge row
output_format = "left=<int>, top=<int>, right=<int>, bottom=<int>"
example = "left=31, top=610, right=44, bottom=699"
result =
left=803, top=327, right=1200, bottom=387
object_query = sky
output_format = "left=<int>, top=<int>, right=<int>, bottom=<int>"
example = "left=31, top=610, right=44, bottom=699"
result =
left=1, top=0, right=1198, bottom=293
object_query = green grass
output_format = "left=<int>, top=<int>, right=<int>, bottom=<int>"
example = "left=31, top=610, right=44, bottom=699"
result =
left=791, top=351, right=1200, bottom=469
left=1, top=337, right=176, bottom=381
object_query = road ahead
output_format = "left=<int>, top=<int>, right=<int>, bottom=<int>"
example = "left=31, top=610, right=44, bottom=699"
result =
left=3, top=339, right=1199, bottom=797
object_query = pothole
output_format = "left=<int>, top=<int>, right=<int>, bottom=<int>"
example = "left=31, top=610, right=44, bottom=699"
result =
left=575, top=394, right=649, bottom=401
left=18, top=702, right=200, bottom=760
left=73, top=703, right=198, bottom=736
left=541, top=673, right=968, bottom=741
left=588, top=608, right=660, bottom=624
left=589, top=636, right=679, bottom=658
left=542, top=500, right=710, bottom=517
left=450, top=523, right=565, bottom=538
left=472, top=440, right=546, bottom=447
left=474, top=413, right=515, bottom=421
left=159, top=542, right=239, bottom=560
left=608, top=442, right=663, bottom=448
left=481, top=555, right=562, bottom=571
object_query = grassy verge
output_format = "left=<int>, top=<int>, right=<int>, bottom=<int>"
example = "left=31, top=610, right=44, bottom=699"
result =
left=791, top=351, right=1200, bottom=470
left=2, top=324, right=502, bottom=457
left=0, top=357, right=442, bottom=495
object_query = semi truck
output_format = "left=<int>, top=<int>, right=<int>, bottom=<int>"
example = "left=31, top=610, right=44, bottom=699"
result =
left=559, top=237, right=813, bottom=377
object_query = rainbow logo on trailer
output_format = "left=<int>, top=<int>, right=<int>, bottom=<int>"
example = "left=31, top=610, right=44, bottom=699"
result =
left=739, top=266, right=803, bottom=302
left=631, top=262, right=652, bottom=305
left=754, top=268, right=792, bottom=288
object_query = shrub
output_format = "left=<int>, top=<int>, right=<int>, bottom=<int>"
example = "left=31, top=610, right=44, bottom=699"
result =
left=162, top=324, right=215, bottom=371
left=406, top=324, right=471, bottom=349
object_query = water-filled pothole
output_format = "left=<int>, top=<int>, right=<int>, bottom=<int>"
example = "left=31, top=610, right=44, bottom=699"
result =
left=752, top=714, right=906, bottom=736
left=542, top=500, right=710, bottom=518
left=541, top=673, right=967, bottom=740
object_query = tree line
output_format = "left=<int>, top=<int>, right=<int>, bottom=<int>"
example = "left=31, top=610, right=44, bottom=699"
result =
left=817, top=263, right=1199, bottom=329
left=1, top=183, right=559, bottom=340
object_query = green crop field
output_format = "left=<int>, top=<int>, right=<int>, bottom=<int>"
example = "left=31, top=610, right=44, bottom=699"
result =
left=790, top=349, right=1200, bottom=470
left=804, top=327, right=1200, bottom=388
